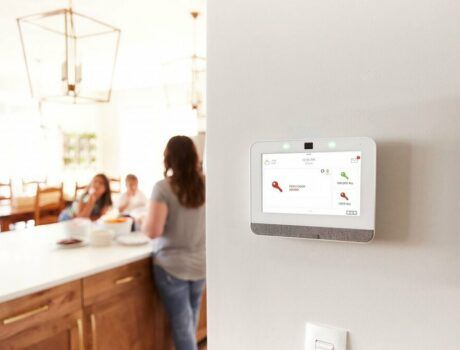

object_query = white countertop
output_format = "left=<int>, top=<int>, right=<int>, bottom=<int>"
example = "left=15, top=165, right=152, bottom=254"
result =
left=0, top=223, right=154, bottom=304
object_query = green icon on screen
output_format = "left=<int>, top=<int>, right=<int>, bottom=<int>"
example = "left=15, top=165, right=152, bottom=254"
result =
left=340, top=171, right=349, bottom=180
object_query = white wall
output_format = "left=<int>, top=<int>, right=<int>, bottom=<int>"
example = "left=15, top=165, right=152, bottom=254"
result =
left=97, top=88, right=201, bottom=196
left=207, top=0, right=460, bottom=349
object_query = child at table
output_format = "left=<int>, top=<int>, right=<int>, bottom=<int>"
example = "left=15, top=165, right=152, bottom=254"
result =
left=59, top=174, right=113, bottom=221
left=117, top=174, right=147, bottom=215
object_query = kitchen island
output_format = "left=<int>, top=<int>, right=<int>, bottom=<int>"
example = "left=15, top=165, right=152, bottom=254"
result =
left=0, top=223, right=206, bottom=349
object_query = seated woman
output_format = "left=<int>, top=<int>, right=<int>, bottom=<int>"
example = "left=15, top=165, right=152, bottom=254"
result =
left=59, top=174, right=113, bottom=221
left=117, top=174, right=147, bottom=215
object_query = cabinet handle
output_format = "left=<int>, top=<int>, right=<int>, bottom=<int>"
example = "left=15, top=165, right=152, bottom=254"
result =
left=2, top=304, right=49, bottom=325
left=115, top=275, right=135, bottom=285
left=77, top=318, right=85, bottom=350
left=91, top=313, right=98, bottom=350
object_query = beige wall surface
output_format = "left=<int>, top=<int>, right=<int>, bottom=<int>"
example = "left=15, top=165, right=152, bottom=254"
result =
left=207, top=0, right=460, bottom=349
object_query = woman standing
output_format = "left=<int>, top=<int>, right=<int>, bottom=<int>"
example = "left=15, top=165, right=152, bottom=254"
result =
left=143, top=136, right=205, bottom=350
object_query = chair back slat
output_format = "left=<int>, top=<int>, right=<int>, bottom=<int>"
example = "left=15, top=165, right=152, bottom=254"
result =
left=23, top=178, right=47, bottom=194
left=0, top=179, right=13, bottom=201
left=34, top=185, right=64, bottom=226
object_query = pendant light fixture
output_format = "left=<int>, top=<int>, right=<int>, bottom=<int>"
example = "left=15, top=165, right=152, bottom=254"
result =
left=163, top=10, right=206, bottom=120
left=17, top=0, right=121, bottom=104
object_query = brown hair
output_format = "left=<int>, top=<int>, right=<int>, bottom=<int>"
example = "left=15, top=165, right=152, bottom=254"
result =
left=125, top=174, right=138, bottom=182
left=163, top=136, right=205, bottom=208
left=87, top=173, right=113, bottom=208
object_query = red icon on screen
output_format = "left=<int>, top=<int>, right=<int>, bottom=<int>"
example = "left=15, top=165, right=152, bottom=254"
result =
left=272, top=181, right=283, bottom=192
left=340, top=192, right=349, bottom=201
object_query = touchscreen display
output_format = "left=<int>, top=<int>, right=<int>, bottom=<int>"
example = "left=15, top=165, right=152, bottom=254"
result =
left=262, top=151, right=362, bottom=216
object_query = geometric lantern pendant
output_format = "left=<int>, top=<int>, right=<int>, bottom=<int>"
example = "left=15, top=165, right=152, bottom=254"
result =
left=162, top=11, right=206, bottom=118
left=17, top=6, right=120, bottom=104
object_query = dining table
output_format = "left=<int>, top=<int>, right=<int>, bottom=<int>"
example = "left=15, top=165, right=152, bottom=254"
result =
left=0, top=196, right=74, bottom=232
left=0, top=199, right=35, bottom=232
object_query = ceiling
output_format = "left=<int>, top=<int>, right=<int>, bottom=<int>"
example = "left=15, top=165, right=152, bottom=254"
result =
left=0, top=0, right=206, bottom=103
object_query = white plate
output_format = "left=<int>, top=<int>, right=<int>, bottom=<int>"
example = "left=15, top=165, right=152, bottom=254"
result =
left=116, top=233, right=150, bottom=246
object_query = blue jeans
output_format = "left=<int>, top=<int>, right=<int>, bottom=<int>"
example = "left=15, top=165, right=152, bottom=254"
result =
left=153, top=265, right=205, bottom=350
left=58, top=208, right=73, bottom=222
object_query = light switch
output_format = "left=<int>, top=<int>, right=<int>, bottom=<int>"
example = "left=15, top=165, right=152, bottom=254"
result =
left=305, top=323, right=347, bottom=350
left=315, top=340, right=334, bottom=350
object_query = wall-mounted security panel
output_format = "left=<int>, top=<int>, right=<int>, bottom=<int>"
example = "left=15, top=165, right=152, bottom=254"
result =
left=250, top=137, right=376, bottom=242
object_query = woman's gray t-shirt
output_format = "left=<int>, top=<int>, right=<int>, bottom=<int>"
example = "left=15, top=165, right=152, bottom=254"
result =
left=151, top=179, right=205, bottom=281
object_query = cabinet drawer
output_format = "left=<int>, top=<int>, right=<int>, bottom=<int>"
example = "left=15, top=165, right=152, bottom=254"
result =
left=1, top=311, right=83, bottom=350
left=83, top=258, right=153, bottom=306
left=0, top=281, right=81, bottom=340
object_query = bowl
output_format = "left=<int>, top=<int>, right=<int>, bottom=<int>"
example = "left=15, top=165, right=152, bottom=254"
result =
left=62, top=218, right=92, bottom=238
left=100, top=217, right=133, bottom=236
left=89, top=229, right=114, bottom=247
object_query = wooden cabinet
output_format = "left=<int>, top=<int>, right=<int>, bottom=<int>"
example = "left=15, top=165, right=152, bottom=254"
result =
left=82, top=259, right=152, bottom=306
left=0, top=258, right=205, bottom=350
left=83, top=291, right=154, bottom=350
left=197, top=288, right=207, bottom=343
left=0, top=312, right=84, bottom=350
left=82, top=259, right=167, bottom=350
left=0, top=282, right=83, bottom=350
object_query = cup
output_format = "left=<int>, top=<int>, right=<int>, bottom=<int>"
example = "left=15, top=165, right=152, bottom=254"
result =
left=89, top=229, right=114, bottom=247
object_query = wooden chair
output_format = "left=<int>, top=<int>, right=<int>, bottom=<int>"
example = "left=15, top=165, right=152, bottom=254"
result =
left=34, top=185, right=64, bottom=226
left=22, top=178, right=47, bottom=194
left=109, top=177, right=121, bottom=194
left=0, top=179, right=13, bottom=201
left=74, top=183, right=88, bottom=201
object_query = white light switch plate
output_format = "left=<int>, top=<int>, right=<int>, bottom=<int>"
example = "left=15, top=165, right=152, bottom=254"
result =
left=305, top=323, right=348, bottom=350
